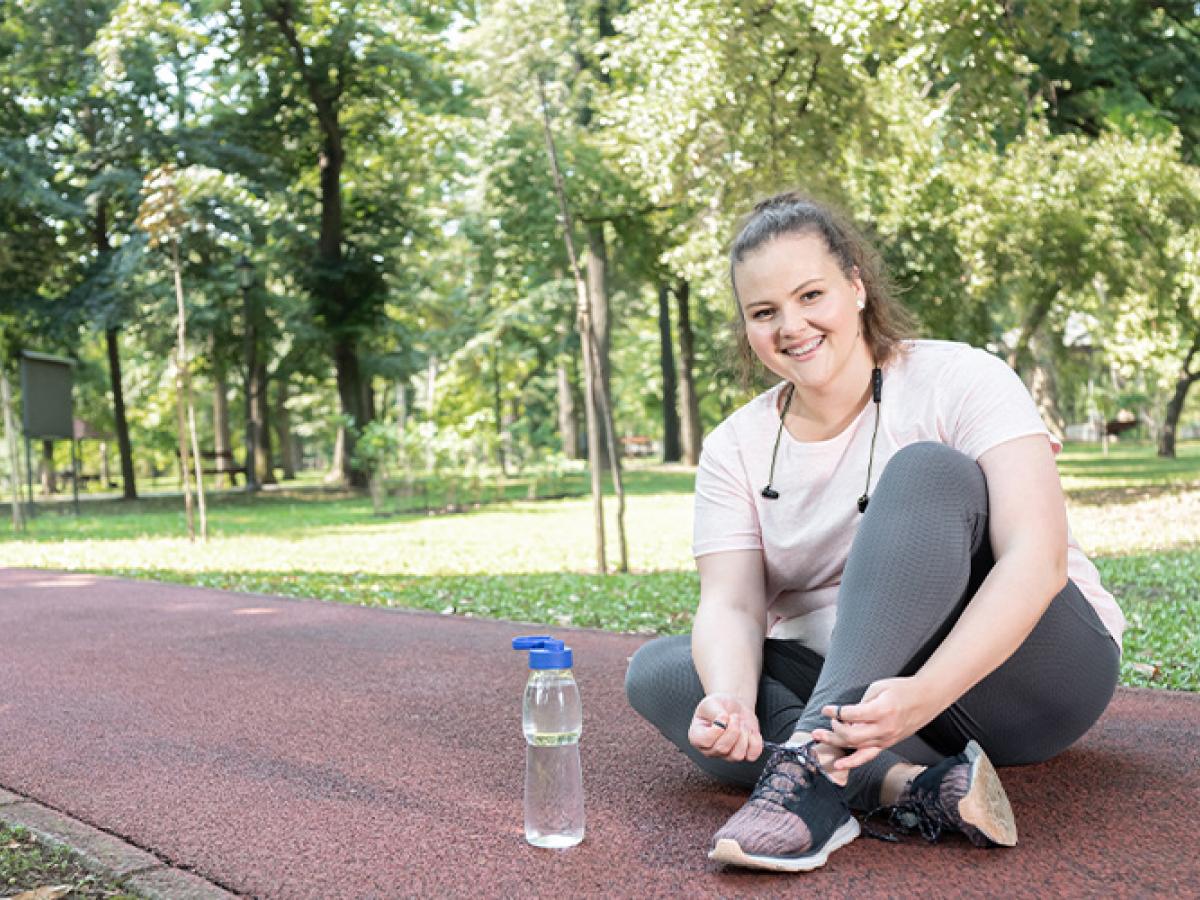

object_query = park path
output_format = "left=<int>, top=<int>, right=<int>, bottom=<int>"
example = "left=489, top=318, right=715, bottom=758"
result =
left=0, top=568, right=1196, bottom=898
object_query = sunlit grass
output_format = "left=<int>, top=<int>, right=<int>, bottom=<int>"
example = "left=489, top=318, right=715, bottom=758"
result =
left=1, top=447, right=1197, bottom=690
left=1058, top=440, right=1200, bottom=491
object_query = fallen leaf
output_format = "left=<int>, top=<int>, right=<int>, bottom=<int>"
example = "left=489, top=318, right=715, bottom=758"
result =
left=12, top=886, right=73, bottom=900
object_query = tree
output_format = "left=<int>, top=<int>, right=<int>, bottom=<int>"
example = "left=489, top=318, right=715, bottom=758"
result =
left=231, top=0, right=458, bottom=486
left=538, top=75, right=628, bottom=573
left=0, top=0, right=150, bottom=498
left=136, top=164, right=209, bottom=540
left=1031, top=0, right=1200, bottom=164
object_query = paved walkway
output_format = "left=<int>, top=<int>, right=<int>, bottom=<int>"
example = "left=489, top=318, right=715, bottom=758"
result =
left=0, top=568, right=1196, bottom=898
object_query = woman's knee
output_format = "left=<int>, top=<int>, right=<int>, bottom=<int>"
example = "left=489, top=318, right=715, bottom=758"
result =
left=872, top=442, right=988, bottom=520
left=625, top=634, right=697, bottom=720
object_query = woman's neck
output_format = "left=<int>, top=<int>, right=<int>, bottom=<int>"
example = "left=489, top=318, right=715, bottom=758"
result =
left=785, top=345, right=876, bottom=441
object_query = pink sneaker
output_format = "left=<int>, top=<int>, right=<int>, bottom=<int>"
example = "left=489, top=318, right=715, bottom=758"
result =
left=888, top=740, right=1017, bottom=847
left=709, top=742, right=860, bottom=872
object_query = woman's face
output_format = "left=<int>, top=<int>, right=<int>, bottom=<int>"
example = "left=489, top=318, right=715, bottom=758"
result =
left=733, top=232, right=868, bottom=395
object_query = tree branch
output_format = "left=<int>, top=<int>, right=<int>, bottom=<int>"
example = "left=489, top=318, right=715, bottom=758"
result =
left=262, top=0, right=342, bottom=153
left=797, top=52, right=821, bottom=117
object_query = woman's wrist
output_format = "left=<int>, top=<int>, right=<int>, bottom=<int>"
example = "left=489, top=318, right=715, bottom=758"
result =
left=908, top=668, right=957, bottom=721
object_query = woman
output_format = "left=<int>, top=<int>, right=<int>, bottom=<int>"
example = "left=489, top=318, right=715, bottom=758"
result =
left=625, top=192, right=1124, bottom=873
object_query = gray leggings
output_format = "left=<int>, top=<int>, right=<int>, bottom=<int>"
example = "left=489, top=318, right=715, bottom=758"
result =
left=625, top=442, right=1120, bottom=810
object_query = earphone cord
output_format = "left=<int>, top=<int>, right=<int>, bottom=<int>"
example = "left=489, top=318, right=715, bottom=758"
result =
left=763, top=368, right=883, bottom=511
left=763, top=382, right=796, bottom=493
left=860, top=392, right=882, bottom=510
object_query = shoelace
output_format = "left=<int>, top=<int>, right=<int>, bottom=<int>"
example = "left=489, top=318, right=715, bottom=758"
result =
left=860, top=781, right=949, bottom=844
left=747, top=742, right=822, bottom=807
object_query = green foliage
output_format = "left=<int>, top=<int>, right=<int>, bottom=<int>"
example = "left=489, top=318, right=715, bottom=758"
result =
left=350, top=418, right=400, bottom=475
left=1030, top=0, right=1200, bottom=164
left=3, top=0, right=1200, bottom=509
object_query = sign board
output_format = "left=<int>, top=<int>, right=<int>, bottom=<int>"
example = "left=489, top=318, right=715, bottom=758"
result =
left=19, top=351, right=74, bottom=440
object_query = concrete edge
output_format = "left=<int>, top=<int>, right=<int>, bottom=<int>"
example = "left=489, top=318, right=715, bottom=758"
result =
left=0, top=788, right=237, bottom=899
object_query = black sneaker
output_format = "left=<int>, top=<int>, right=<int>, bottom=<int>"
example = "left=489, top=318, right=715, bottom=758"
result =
left=709, top=742, right=861, bottom=872
left=889, top=740, right=1017, bottom=847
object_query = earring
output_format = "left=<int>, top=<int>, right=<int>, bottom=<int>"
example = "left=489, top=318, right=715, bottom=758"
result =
left=856, top=299, right=865, bottom=311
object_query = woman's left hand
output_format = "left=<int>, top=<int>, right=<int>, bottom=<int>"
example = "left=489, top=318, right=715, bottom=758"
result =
left=812, top=676, right=943, bottom=772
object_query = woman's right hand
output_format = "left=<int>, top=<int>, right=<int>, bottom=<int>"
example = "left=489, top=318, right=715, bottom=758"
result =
left=688, top=693, right=763, bottom=763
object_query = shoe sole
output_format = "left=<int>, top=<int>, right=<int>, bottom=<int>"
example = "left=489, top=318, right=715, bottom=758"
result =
left=958, top=740, right=1018, bottom=847
left=708, top=818, right=861, bottom=872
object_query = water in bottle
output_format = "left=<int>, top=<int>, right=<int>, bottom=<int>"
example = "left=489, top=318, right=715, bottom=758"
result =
left=512, top=635, right=584, bottom=848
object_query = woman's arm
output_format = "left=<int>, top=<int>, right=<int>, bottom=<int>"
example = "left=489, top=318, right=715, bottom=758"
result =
left=688, top=549, right=770, bottom=762
left=817, top=433, right=1069, bottom=768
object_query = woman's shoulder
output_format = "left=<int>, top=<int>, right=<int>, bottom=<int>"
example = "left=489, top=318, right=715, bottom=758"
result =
left=889, top=339, right=1005, bottom=384
left=707, top=382, right=789, bottom=444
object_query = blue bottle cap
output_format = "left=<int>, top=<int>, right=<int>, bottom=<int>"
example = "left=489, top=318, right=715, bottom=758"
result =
left=512, top=635, right=574, bottom=669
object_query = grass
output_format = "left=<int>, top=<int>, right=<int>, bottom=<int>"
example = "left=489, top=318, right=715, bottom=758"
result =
left=1, top=446, right=1197, bottom=691
left=0, top=824, right=139, bottom=898
left=1056, top=440, right=1200, bottom=491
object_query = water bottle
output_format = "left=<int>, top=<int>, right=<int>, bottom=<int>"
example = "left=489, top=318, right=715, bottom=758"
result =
left=512, top=635, right=584, bottom=848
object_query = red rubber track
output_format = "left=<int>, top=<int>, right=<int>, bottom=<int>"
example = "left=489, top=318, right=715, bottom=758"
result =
left=0, top=568, right=1196, bottom=898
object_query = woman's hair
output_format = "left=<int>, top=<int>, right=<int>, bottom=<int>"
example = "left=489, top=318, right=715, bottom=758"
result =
left=728, top=191, right=916, bottom=387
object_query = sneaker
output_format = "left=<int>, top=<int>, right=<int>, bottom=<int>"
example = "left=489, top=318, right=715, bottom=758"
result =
left=709, top=742, right=861, bottom=872
left=889, top=740, right=1017, bottom=847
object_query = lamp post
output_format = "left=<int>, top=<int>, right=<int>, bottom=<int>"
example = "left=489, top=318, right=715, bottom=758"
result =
left=237, top=254, right=260, bottom=493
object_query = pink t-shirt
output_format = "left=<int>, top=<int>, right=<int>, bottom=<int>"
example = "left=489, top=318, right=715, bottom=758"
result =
left=693, top=340, right=1125, bottom=654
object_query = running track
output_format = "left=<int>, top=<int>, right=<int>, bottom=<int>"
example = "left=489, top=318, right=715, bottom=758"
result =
left=0, top=569, right=1196, bottom=897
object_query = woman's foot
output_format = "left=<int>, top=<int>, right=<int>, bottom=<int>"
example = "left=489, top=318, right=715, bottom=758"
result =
left=889, top=740, right=1017, bottom=847
left=709, top=742, right=860, bottom=871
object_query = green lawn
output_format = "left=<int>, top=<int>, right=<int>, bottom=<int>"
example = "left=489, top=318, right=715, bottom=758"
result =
left=1, top=445, right=1196, bottom=691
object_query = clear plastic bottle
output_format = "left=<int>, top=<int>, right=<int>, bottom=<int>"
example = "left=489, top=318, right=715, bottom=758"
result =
left=512, top=636, right=584, bottom=848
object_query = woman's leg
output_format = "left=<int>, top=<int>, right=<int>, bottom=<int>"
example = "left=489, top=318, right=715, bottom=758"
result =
left=791, top=442, right=1119, bottom=807
left=921, top=577, right=1119, bottom=765
left=625, top=634, right=805, bottom=788
left=624, top=634, right=940, bottom=808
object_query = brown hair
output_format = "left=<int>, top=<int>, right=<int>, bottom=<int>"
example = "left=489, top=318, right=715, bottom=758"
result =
left=729, top=191, right=916, bottom=387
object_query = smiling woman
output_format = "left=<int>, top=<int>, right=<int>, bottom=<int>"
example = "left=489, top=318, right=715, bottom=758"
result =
left=625, top=192, right=1126, bottom=874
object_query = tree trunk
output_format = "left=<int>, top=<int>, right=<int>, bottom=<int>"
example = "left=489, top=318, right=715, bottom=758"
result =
left=585, top=223, right=612, bottom=469
left=658, top=281, right=681, bottom=462
left=1158, top=333, right=1200, bottom=458
left=94, top=198, right=137, bottom=501
left=492, top=342, right=506, bottom=471
left=212, top=351, right=233, bottom=488
left=171, top=241, right=206, bottom=541
left=99, top=441, right=110, bottom=487
left=536, top=75, right=611, bottom=572
left=39, top=440, right=57, bottom=495
left=425, top=354, right=438, bottom=413
left=676, top=279, right=702, bottom=466
left=103, top=328, right=137, bottom=500
left=276, top=378, right=297, bottom=480
left=1, top=371, right=24, bottom=531
left=364, top=376, right=376, bottom=425
left=1029, top=335, right=1065, bottom=440
left=265, top=4, right=368, bottom=487
left=254, top=361, right=276, bottom=486
left=1006, top=295, right=1054, bottom=378
left=556, top=360, right=580, bottom=459
left=394, top=380, right=409, bottom=476
left=328, top=424, right=346, bottom=483
left=245, top=336, right=262, bottom=489
left=334, top=338, right=368, bottom=487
